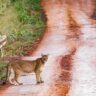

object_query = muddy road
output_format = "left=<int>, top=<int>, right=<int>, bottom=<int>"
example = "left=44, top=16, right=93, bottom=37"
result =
left=0, top=0, right=96, bottom=96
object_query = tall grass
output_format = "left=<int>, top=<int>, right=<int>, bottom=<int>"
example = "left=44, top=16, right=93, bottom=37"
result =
left=2, top=0, right=45, bottom=56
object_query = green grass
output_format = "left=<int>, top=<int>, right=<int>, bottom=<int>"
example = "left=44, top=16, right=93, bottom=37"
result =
left=0, top=61, right=8, bottom=82
left=0, top=0, right=45, bottom=56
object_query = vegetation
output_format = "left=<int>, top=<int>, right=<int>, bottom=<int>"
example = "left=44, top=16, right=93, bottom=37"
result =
left=0, top=61, right=8, bottom=82
left=0, top=0, right=45, bottom=56
left=0, top=0, right=46, bottom=83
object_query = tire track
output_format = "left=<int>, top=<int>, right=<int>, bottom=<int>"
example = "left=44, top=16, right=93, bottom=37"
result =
left=37, top=1, right=82, bottom=96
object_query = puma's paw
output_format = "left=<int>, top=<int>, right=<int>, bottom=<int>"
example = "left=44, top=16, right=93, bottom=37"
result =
left=37, top=81, right=41, bottom=84
left=14, top=82, right=23, bottom=86
left=19, top=83, right=23, bottom=85
left=40, top=80, right=44, bottom=83
left=14, top=83, right=19, bottom=86
left=36, top=81, right=44, bottom=84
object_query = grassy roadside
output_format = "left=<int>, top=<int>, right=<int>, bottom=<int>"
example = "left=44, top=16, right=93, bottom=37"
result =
left=0, top=0, right=45, bottom=56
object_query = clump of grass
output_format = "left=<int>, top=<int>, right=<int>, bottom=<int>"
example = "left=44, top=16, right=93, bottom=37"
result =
left=0, top=0, right=11, bottom=15
left=14, top=0, right=43, bottom=25
left=0, top=61, right=8, bottom=82
left=5, top=29, right=44, bottom=56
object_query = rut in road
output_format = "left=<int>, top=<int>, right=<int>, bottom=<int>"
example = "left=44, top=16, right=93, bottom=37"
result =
left=30, top=1, right=82, bottom=96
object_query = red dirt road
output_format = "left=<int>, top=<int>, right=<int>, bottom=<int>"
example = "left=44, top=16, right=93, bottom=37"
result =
left=0, top=0, right=96, bottom=96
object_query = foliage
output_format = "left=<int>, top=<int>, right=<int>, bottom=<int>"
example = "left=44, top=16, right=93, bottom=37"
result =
left=0, top=61, right=8, bottom=82
left=0, top=0, right=11, bottom=15
left=0, top=0, right=45, bottom=56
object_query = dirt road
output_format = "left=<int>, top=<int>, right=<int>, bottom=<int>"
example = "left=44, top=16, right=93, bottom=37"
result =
left=0, top=0, right=96, bottom=96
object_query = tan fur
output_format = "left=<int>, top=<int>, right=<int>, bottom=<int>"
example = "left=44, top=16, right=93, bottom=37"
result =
left=8, top=55, right=48, bottom=85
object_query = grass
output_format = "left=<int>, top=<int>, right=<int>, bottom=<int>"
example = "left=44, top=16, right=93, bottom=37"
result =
left=0, top=61, right=8, bottom=82
left=0, top=0, right=45, bottom=56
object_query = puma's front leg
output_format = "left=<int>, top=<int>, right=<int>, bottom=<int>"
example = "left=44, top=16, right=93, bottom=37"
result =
left=35, top=72, right=41, bottom=84
left=35, top=72, right=44, bottom=84
left=40, top=76, right=44, bottom=83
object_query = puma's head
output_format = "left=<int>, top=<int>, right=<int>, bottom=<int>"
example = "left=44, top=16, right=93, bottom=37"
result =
left=41, top=54, right=48, bottom=62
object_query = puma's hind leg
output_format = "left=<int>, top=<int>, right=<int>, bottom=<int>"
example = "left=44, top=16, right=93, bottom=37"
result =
left=8, top=68, right=16, bottom=85
left=14, top=72, right=23, bottom=85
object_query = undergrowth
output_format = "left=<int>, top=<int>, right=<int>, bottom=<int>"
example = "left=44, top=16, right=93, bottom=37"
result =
left=0, top=0, right=45, bottom=56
